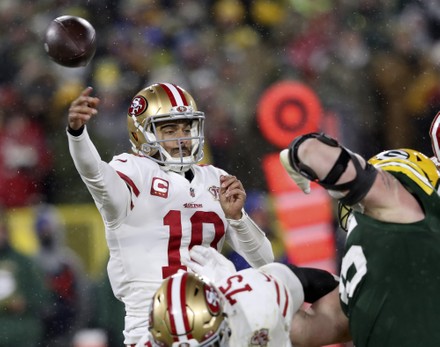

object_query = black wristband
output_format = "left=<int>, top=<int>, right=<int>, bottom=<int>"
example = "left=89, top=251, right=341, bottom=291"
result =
left=287, top=264, right=339, bottom=303
left=67, top=124, right=85, bottom=136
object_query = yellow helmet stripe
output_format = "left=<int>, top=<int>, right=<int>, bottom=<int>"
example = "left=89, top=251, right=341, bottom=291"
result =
left=374, top=161, right=435, bottom=195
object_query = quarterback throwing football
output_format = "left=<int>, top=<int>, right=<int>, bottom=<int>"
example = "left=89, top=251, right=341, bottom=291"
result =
left=66, top=83, right=274, bottom=346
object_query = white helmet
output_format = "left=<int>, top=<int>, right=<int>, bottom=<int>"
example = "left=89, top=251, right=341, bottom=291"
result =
left=127, top=83, right=205, bottom=173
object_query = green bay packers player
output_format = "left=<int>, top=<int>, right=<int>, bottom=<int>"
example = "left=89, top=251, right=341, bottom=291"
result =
left=280, top=133, right=440, bottom=347
left=66, top=83, right=274, bottom=346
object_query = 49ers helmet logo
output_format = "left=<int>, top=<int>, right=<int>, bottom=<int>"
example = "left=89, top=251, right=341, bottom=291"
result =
left=175, top=105, right=188, bottom=112
left=204, top=284, right=221, bottom=315
left=128, top=95, right=148, bottom=116
left=250, top=328, right=269, bottom=346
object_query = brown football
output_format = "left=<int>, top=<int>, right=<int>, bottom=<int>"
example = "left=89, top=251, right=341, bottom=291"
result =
left=44, top=15, right=96, bottom=68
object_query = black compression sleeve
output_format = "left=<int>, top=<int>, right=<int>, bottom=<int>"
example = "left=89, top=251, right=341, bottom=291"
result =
left=67, top=124, right=85, bottom=136
left=287, top=264, right=339, bottom=303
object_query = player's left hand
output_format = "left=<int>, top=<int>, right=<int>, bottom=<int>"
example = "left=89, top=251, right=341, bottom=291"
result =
left=219, top=175, right=246, bottom=220
left=182, top=246, right=236, bottom=284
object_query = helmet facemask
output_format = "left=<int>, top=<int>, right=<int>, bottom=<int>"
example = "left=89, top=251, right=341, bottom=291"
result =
left=147, top=109, right=204, bottom=173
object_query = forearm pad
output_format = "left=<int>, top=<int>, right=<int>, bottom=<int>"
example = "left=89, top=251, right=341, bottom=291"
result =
left=287, top=264, right=339, bottom=303
left=227, top=211, right=274, bottom=267
left=288, top=132, right=377, bottom=206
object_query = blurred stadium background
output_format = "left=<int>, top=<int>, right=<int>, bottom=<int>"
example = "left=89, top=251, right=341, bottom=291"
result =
left=1, top=0, right=440, bottom=346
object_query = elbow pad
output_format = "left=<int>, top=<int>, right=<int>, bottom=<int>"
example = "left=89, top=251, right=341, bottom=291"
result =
left=287, top=132, right=377, bottom=205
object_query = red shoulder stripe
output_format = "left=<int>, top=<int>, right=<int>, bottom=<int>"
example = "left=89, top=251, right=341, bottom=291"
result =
left=116, top=171, right=140, bottom=197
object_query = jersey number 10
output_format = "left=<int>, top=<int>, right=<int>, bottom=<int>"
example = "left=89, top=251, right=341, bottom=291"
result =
left=162, top=210, right=226, bottom=278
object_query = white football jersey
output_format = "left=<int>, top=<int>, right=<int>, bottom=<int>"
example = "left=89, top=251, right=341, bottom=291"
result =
left=68, top=129, right=247, bottom=344
left=217, top=266, right=303, bottom=347
left=107, top=153, right=234, bottom=342
left=135, top=264, right=304, bottom=347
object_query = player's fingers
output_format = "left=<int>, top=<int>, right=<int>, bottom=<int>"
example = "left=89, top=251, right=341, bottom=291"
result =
left=69, top=104, right=97, bottom=114
left=72, top=96, right=100, bottom=109
left=222, top=187, right=246, bottom=199
left=220, top=177, right=242, bottom=193
left=230, top=177, right=244, bottom=189
left=221, top=178, right=245, bottom=195
left=191, top=245, right=209, bottom=255
left=68, top=103, right=98, bottom=128
left=79, top=86, right=93, bottom=97
left=69, top=114, right=91, bottom=124
left=194, top=245, right=219, bottom=258
left=86, top=94, right=100, bottom=108
left=225, top=180, right=243, bottom=192
left=71, top=87, right=100, bottom=106
left=220, top=175, right=237, bottom=188
left=189, top=246, right=210, bottom=265
left=181, top=258, right=203, bottom=274
left=70, top=101, right=98, bottom=121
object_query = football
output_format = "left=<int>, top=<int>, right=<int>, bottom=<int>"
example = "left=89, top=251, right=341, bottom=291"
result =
left=44, top=15, right=96, bottom=68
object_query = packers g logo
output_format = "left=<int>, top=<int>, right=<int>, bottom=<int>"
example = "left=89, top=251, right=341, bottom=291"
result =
left=374, top=149, right=409, bottom=161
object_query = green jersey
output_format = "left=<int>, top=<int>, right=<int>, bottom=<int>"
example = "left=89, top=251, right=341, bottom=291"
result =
left=339, top=171, right=440, bottom=347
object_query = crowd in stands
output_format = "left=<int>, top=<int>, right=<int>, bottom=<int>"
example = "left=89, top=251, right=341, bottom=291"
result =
left=1, top=0, right=439, bottom=207
left=1, top=0, right=440, bottom=346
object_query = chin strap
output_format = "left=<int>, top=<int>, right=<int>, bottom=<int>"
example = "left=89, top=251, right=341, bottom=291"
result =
left=162, top=161, right=192, bottom=173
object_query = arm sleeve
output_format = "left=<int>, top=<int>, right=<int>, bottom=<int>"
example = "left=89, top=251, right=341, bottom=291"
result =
left=67, top=126, right=131, bottom=225
left=286, top=263, right=339, bottom=303
left=226, top=210, right=274, bottom=268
